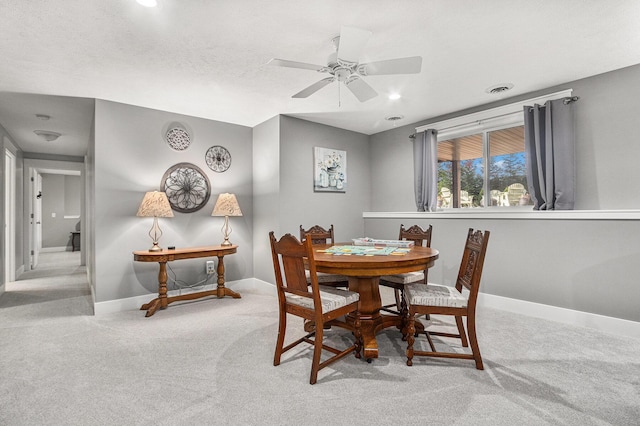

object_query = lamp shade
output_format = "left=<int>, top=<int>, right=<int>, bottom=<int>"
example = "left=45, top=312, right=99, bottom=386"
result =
left=136, top=191, right=174, bottom=218
left=212, top=193, right=242, bottom=217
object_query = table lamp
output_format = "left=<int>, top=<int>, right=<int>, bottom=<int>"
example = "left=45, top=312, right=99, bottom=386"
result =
left=136, top=191, right=174, bottom=252
left=212, top=193, right=242, bottom=246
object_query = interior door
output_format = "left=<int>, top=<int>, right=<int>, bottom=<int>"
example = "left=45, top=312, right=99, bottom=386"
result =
left=31, top=171, right=42, bottom=269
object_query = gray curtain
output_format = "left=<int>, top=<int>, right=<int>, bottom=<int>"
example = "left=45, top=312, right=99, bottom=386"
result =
left=413, top=129, right=438, bottom=212
left=523, top=99, right=575, bottom=210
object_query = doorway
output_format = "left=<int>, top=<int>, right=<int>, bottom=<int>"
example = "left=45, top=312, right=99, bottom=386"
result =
left=25, top=160, right=84, bottom=273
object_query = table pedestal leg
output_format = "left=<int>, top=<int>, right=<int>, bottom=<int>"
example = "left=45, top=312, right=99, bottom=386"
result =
left=140, top=261, right=169, bottom=317
left=347, top=276, right=385, bottom=359
left=346, top=276, right=424, bottom=359
left=217, top=254, right=241, bottom=299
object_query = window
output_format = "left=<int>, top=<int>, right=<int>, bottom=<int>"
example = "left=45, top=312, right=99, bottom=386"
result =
left=437, top=125, right=532, bottom=208
left=437, top=133, right=483, bottom=208
left=415, top=89, right=573, bottom=210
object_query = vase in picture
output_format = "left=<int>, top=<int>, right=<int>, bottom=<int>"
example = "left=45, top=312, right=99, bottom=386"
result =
left=327, top=167, right=338, bottom=186
left=319, top=170, right=329, bottom=187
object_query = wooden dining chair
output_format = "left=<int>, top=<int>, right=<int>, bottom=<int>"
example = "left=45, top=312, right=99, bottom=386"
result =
left=299, top=224, right=349, bottom=288
left=402, top=228, right=490, bottom=370
left=379, top=224, right=433, bottom=315
left=269, top=232, right=362, bottom=384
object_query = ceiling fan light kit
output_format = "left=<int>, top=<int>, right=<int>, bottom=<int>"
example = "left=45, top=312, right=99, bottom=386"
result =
left=269, top=26, right=422, bottom=102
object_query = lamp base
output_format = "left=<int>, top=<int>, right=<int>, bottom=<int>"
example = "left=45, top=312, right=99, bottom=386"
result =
left=220, top=239, right=232, bottom=247
left=149, top=242, right=163, bottom=252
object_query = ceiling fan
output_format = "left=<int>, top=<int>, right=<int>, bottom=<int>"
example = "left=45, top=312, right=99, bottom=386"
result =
left=268, top=26, right=422, bottom=102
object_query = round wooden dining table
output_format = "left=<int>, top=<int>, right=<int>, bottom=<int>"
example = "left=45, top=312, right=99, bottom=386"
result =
left=312, top=244, right=439, bottom=360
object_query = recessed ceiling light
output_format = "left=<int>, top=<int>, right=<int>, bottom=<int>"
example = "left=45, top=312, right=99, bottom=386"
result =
left=35, top=114, right=51, bottom=120
left=136, top=0, right=157, bottom=7
left=388, top=93, right=401, bottom=100
left=34, top=130, right=61, bottom=142
left=485, top=83, right=514, bottom=95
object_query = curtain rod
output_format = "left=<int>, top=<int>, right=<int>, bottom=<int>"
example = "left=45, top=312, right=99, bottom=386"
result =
left=527, top=96, right=580, bottom=112
left=409, top=96, right=580, bottom=140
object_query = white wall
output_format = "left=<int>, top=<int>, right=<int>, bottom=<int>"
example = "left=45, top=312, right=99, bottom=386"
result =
left=94, top=100, right=253, bottom=303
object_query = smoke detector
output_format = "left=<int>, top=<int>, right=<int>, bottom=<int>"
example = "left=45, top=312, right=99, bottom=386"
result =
left=385, top=115, right=404, bottom=122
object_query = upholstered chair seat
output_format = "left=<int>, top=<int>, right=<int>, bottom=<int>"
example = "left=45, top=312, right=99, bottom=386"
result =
left=404, top=282, right=467, bottom=308
left=286, top=285, right=360, bottom=313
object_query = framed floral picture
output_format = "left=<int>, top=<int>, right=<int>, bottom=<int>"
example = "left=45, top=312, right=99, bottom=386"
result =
left=314, top=147, right=346, bottom=192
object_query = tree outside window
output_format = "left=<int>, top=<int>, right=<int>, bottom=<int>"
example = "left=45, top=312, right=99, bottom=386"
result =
left=437, top=125, right=532, bottom=208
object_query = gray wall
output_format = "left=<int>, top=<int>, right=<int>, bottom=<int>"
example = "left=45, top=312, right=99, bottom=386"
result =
left=93, top=100, right=253, bottom=303
left=252, top=115, right=371, bottom=283
left=252, top=115, right=280, bottom=283
left=366, top=63, right=640, bottom=323
left=364, top=218, right=640, bottom=322
left=41, top=174, right=81, bottom=249
left=370, top=63, right=640, bottom=212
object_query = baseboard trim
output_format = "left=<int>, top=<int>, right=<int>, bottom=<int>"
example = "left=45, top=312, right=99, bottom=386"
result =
left=477, top=292, right=640, bottom=340
left=40, top=247, right=69, bottom=253
left=94, top=278, right=272, bottom=316
left=93, top=279, right=639, bottom=339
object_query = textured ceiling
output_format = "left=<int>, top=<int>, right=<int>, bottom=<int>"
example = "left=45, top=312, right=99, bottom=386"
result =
left=2, top=0, right=640, bottom=157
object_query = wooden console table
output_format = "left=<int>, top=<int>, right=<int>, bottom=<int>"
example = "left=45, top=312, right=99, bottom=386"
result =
left=133, top=245, right=239, bottom=317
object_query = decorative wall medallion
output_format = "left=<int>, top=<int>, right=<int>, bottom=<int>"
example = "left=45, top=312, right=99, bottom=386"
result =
left=165, top=125, right=191, bottom=151
left=161, top=163, right=211, bottom=213
left=205, top=145, right=231, bottom=172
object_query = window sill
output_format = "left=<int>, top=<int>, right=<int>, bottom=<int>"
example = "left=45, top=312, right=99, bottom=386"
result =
left=363, top=209, right=640, bottom=220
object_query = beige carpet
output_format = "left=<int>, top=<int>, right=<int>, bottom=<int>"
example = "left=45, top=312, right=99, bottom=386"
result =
left=1, top=252, right=639, bottom=425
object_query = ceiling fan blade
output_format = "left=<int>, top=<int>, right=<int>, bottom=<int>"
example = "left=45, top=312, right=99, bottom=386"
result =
left=357, top=56, right=423, bottom=76
left=292, top=77, right=335, bottom=98
left=336, top=26, right=372, bottom=64
left=344, top=75, right=378, bottom=102
left=268, top=58, right=327, bottom=72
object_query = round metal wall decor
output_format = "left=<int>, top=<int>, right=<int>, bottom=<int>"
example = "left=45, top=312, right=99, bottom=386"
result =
left=165, top=126, right=191, bottom=151
left=161, top=163, right=211, bottom=213
left=205, top=145, right=231, bottom=172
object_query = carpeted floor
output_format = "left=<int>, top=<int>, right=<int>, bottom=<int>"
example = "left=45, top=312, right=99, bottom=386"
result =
left=1, top=252, right=639, bottom=425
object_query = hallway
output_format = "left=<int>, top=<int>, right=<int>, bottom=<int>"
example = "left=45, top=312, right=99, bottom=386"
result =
left=1, top=251, right=92, bottom=315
